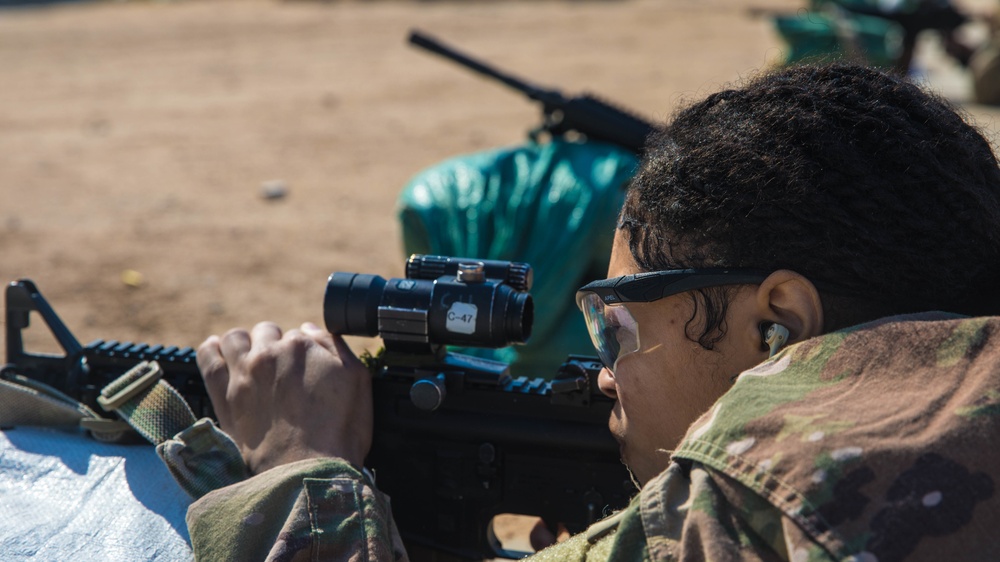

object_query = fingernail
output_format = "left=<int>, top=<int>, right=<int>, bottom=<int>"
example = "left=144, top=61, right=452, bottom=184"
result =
left=302, top=322, right=320, bottom=331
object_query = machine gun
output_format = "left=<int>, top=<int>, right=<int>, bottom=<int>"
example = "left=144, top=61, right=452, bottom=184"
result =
left=4, top=255, right=636, bottom=561
left=409, top=29, right=659, bottom=154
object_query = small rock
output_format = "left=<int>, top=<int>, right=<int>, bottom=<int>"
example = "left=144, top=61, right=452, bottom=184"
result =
left=261, top=180, right=288, bottom=200
left=121, top=269, right=144, bottom=288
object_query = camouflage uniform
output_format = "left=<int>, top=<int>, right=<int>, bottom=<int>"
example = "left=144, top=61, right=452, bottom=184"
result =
left=162, top=313, right=1000, bottom=561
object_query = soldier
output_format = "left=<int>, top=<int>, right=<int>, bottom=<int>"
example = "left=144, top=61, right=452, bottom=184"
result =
left=170, top=63, right=1000, bottom=561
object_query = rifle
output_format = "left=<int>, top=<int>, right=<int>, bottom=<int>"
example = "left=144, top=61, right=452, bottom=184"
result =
left=409, top=29, right=659, bottom=154
left=4, top=255, right=636, bottom=561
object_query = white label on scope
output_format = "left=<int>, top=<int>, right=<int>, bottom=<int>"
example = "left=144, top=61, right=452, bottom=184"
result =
left=446, top=302, right=478, bottom=334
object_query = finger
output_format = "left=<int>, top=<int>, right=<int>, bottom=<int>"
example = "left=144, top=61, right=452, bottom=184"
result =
left=250, top=321, right=283, bottom=349
left=300, top=322, right=337, bottom=351
left=528, top=518, right=557, bottom=551
left=300, top=323, right=362, bottom=368
left=197, top=335, right=229, bottom=385
left=196, top=335, right=232, bottom=423
left=556, top=523, right=571, bottom=542
left=328, top=332, right=363, bottom=369
left=220, top=328, right=252, bottom=367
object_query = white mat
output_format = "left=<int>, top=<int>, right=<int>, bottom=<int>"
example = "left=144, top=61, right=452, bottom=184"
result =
left=0, top=427, right=193, bottom=561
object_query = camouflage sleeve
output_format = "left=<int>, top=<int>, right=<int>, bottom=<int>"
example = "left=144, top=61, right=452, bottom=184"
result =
left=525, top=497, right=643, bottom=562
left=158, top=420, right=408, bottom=562
left=667, top=314, right=1000, bottom=561
left=186, top=458, right=408, bottom=562
left=524, top=461, right=831, bottom=562
left=642, top=462, right=835, bottom=562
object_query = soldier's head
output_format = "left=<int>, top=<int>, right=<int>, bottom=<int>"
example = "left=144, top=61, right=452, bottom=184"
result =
left=577, top=63, right=1000, bottom=484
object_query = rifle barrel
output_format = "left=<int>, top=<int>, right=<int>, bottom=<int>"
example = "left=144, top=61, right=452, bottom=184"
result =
left=408, top=30, right=547, bottom=101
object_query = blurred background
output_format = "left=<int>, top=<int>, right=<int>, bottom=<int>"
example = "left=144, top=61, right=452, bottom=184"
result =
left=2, top=0, right=999, bottom=361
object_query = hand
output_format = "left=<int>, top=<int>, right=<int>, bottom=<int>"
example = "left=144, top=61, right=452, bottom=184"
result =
left=196, top=321, right=372, bottom=474
left=529, top=519, right=570, bottom=551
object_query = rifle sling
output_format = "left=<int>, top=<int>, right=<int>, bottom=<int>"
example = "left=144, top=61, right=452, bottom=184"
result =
left=0, top=370, right=104, bottom=429
left=1, top=360, right=250, bottom=500
left=0, top=364, right=138, bottom=442
left=0, top=360, right=198, bottom=446
left=96, top=360, right=199, bottom=445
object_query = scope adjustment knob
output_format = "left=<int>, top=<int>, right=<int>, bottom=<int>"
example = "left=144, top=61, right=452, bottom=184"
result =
left=456, top=262, right=486, bottom=283
left=410, top=374, right=447, bottom=411
left=506, top=262, right=533, bottom=292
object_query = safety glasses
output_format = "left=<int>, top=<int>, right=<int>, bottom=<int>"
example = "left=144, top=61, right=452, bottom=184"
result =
left=575, top=269, right=770, bottom=371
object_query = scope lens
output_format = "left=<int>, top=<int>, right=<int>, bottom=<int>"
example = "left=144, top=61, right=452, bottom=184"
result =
left=505, top=292, right=533, bottom=343
left=323, top=273, right=387, bottom=337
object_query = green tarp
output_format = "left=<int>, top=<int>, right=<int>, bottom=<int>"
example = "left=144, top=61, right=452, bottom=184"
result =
left=397, top=138, right=639, bottom=377
left=774, top=1, right=906, bottom=68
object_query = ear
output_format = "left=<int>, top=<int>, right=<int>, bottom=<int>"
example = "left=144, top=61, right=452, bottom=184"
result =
left=753, top=270, right=824, bottom=345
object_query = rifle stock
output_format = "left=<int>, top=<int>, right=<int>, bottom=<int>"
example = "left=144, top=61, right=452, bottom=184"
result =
left=3, top=278, right=636, bottom=561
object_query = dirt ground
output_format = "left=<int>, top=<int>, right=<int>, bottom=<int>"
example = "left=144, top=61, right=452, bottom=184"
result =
left=4, top=0, right=1000, bottom=356
left=1, top=0, right=999, bottom=553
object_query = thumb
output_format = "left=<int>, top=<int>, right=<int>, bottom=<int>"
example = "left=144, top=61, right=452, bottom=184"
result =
left=301, top=322, right=360, bottom=365
left=300, top=321, right=333, bottom=346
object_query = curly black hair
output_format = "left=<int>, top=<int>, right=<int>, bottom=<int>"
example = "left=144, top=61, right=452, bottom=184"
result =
left=619, top=63, right=1000, bottom=348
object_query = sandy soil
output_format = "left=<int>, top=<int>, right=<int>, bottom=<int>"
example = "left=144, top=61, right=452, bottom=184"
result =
left=4, top=0, right=999, bottom=354
left=0, top=0, right=824, bottom=358
left=2, top=0, right=999, bottom=553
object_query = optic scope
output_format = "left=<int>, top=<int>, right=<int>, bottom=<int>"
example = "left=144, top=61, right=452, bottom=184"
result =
left=324, top=255, right=533, bottom=354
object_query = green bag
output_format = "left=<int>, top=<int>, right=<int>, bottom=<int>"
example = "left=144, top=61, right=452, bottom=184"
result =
left=397, top=138, right=639, bottom=377
left=774, top=1, right=905, bottom=68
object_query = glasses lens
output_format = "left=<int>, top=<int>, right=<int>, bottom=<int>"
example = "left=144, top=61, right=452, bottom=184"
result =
left=578, top=293, right=640, bottom=371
